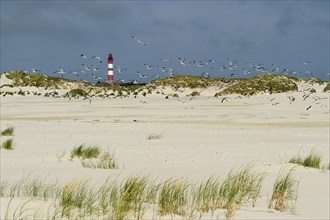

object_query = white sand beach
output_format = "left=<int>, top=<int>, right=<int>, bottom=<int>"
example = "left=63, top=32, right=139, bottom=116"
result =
left=0, top=74, right=329, bottom=219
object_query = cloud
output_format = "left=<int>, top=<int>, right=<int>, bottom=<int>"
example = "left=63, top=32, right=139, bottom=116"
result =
left=0, top=1, right=128, bottom=41
left=152, top=19, right=185, bottom=31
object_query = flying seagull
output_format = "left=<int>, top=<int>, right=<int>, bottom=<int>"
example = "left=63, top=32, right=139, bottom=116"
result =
left=144, top=64, right=153, bottom=70
left=90, top=56, right=102, bottom=63
left=131, top=35, right=147, bottom=45
left=115, top=65, right=127, bottom=73
left=160, top=58, right=171, bottom=63
left=53, top=67, right=66, bottom=77
left=137, top=71, right=148, bottom=79
left=221, top=97, right=228, bottom=103
left=32, top=68, right=41, bottom=73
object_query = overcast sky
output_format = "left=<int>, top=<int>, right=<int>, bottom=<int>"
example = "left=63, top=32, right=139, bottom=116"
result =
left=1, top=0, right=329, bottom=83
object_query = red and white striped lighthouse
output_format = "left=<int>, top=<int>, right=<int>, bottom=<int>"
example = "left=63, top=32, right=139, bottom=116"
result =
left=108, top=53, right=114, bottom=83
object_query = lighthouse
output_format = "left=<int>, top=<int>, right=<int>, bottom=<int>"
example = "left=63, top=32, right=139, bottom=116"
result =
left=108, top=53, right=114, bottom=83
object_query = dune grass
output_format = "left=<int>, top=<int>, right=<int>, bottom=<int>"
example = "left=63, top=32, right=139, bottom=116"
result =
left=8, top=174, right=59, bottom=200
left=70, top=144, right=101, bottom=160
left=1, top=126, right=14, bottom=136
left=82, top=151, right=118, bottom=169
left=268, top=167, right=299, bottom=213
left=218, top=165, right=265, bottom=218
left=218, top=74, right=298, bottom=96
left=0, top=180, right=8, bottom=197
left=158, top=178, right=189, bottom=216
left=323, top=82, right=330, bottom=92
left=147, top=133, right=162, bottom=140
left=289, top=149, right=322, bottom=169
left=1, top=166, right=271, bottom=219
left=1, top=127, right=14, bottom=136
left=1, top=138, right=14, bottom=150
left=59, top=180, right=97, bottom=218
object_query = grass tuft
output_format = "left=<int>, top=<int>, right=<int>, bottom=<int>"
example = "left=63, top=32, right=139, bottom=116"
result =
left=70, top=144, right=100, bottom=160
left=1, top=165, right=269, bottom=219
left=1, top=126, right=14, bottom=136
left=147, top=133, right=162, bottom=140
left=82, top=151, right=118, bottom=169
left=268, top=167, right=299, bottom=213
left=158, top=178, right=189, bottom=216
left=1, top=138, right=14, bottom=150
left=219, top=165, right=264, bottom=218
left=59, top=180, right=97, bottom=218
left=0, top=180, right=8, bottom=197
left=289, top=149, right=322, bottom=169
left=8, top=174, right=59, bottom=200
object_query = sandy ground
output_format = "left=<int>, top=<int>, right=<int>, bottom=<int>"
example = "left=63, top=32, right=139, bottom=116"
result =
left=0, top=78, right=329, bottom=219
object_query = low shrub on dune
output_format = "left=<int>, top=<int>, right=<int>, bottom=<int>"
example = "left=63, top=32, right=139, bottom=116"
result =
left=1, top=138, right=14, bottom=150
left=269, top=167, right=299, bottom=213
left=323, top=83, right=330, bottom=92
left=70, top=144, right=100, bottom=160
left=289, top=149, right=322, bottom=169
left=1, top=126, right=14, bottom=136
left=218, top=74, right=298, bottom=96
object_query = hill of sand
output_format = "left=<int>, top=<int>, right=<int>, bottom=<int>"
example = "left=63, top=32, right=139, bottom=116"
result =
left=1, top=72, right=329, bottom=219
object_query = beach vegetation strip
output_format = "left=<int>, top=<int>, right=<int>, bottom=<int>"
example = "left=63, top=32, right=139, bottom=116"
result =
left=0, top=165, right=289, bottom=219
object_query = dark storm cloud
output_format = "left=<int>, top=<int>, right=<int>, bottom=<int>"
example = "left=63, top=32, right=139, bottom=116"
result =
left=1, top=1, right=329, bottom=80
left=1, top=1, right=128, bottom=42
left=190, top=19, right=209, bottom=31
left=270, top=1, right=329, bottom=36
left=275, top=3, right=297, bottom=36
left=152, top=19, right=185, bottom=32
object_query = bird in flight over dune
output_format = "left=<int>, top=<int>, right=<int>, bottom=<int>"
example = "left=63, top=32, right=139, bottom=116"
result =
left=53, top=67, right=66, bottom=77
left=178, top=57, right=190, bottom=65
left=32, top=68, right=41, bottom=73
left=131, top=36, right=147, bottom=45
left=302, top=60, right=311, bottom=65
left=144, top=64, right=153, bottom=70
left=160, top=58, right=171, bottom=63
left=82, top=64, right=90, bottom=71
left=90, top=56, right=102, bottom=63
left=91, top=65, right=100, bottom=72
left=81, top=54, right=88, bottom=59
left=137, top=71, right=148, bottom=79
left=115, top=65, right=127, bottom=73
left=221, top=97, right=228, bottom=103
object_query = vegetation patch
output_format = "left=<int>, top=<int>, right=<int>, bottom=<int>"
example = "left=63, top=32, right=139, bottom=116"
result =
left=82, top=151, right=118, bottom=169
left=147, top=133, right=162, bottom=140
left=323, top=83, right=330, bottom=92
left=268, top=167, right=299, bottom=213
left=64, top=89, right=89, bottom=98
left=289, top=149, right=322, bottom=169
left=148, top=75, right=225, bottom=89
left=218, top=74, right=298, bottom=96
left=189, top=90, right=200, bottom=96
left=70, top=145, right=101, bottom=160
left=1, top=126, right=14, bottom=136
left=219, top=165, right=264, bottom=218
left=1, top=138, right=14, bottom=150
left=2, top=165, right=269, bottom=219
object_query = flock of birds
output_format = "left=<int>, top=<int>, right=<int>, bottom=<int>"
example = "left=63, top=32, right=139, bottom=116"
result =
left=10, top=35, right=328, bottom=110
left=24, top=35, right=329, bottom=85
